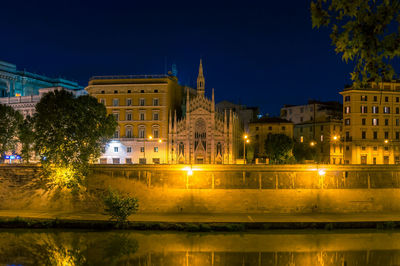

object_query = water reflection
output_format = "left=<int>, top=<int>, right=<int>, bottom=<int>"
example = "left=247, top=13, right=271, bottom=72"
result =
left=1, top=230, right=400, bottom=265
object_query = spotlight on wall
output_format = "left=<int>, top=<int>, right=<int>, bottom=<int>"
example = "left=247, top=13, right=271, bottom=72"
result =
left=318, top=169, right=326, bottom=176
left=183, top=166, right=193, bottom=176
left=384, top=139, right=389, bottom=144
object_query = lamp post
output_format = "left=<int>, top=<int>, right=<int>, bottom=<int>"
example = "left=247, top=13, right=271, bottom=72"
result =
left=143, top=135, right=153, bottom=164
left=243, top=135, right=249, bottom=164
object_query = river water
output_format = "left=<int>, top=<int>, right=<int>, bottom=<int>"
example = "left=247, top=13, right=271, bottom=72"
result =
left=0, top=229, right=400, bottom=265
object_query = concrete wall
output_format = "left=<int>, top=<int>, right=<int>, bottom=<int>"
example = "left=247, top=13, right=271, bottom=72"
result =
left=3, top=164, right=400, bottom=214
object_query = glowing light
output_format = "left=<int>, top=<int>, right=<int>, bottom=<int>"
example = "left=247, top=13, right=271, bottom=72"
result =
left=244, top=135, right=248, bottom=139
left=149, top=136, right=153, bottom=140
left=15, top=93, right=21, bottom=97
left=158, top=139, right=162, bottom=143
left=246, top=139, right=250, bottom=143
left=318, top=169, right=326, bottom=176
left=332, top=135, right=338, bottom=140
left=384, top=139, right=389, bottom=144
left=182, top=166, right=193, bottom=176
left=310, top=141, right=316, bottom=147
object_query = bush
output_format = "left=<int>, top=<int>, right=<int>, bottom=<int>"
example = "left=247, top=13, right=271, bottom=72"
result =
left=103, top=189, right=139, bottom=223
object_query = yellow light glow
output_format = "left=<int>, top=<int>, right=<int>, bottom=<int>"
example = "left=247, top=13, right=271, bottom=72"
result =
left=15, top=93, right=21, bottom=97
left=244, top=135, right=248, bottom=139
left=384, top=139, right=389, bottom=144
left=182, top=166, right=193, bottom=176
left=158, top=139, right=162, bottom=143
left=246, top=139, right=250, bottom=143
left=318, top=169, right=326, bottom=176
left=310, top=141, right=315, bottom=147
left=148, top=136, right=153, bottom=140
left=332, top=135, right=338, bottom=140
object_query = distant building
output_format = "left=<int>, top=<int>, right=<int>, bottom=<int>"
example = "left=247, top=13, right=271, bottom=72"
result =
left=340, top=81, right=400, bottom=164
left=169, top=60, right=241, bottom=164
left=86, top=74, right=183, bottom=164
left=216, top=101, right=259, bottom=132
left=249, top=117, right=293, bottom=159
left=280, top=100, right=342, bottom=124
left=293, top=118, right=343, bottom=164
left=0, top=60, right=81, bottom=97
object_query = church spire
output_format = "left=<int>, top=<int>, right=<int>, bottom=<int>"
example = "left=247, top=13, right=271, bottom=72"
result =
left=197, top=59, right=205, bottom=96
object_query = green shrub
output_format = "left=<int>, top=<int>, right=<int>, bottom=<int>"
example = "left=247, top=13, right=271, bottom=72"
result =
left=103, top=189, right=139, bottom=223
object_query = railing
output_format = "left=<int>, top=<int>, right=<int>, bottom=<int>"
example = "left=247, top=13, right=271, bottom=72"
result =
left=0, top=95, right=41, bottom=104
left=90, top=74, right=170, bottom=81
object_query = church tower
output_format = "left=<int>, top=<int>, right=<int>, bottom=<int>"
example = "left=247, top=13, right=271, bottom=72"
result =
left=197, top=59, right=205, bottom=96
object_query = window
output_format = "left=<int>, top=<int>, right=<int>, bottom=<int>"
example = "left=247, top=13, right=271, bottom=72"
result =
left=360, top=106, right=367, bottom=113
left=374, top=146, right=378, bottom=151
left=362, top=118, right=366, bottom=125
left=345, top=96, right=350, bottom=102
left=126, top=158, right=132, bottom=164
left=256, top=127, right=259, bottom=131
left=300, top=117, right=303, bottom=122
left=320, top=135, right=324, bottom=142
left=127, top=90, right=131, bottom=93
left=344, top=106, right=350, bottom=114
left=154, top=89, right=158, bottom=93
left=127, top=99, right=132, bottom=106
left=140, top=147, right=144, bottom=152
left=153, top=158, right=160, bottom=164
left=114, top=130, right=119, bottom=138
left=153, top=128, right=159, bottom=138
left=153, top=98, right=159, bottom=106
left=372, top=118, right=379, bottom=126
left=126, top=127, right=132, bottom=138
left=112, top=158, right=120, bottom=164
left=113, top=113, right=119, bottom=121
left=140, top=90, right=144, bottom=93
left=361, top=146, right=366, bottom=151
left=345, top=131, right=350, bottom=140
left=346, top=145, right=350, bottom=151
left=282, top=126, right=286, bottom=130
left=114, top=90, right=118, bottom=94
left=385, top=96, right=389, bottom=102
left=374, top=96, right=378, bottom=101
left=113, top=98, right=119, bottom=106
left=126, top=113, right=132, bottom=121
left=372, top=106, right=379, bottom=113
left=140, top=98, right=145, bottom=106
left=268, top=126, right=272, bottom=130
left=300, top=107, right=304, bottom=113
left=101, top=90, right=105, bottom=94
left=361, top=95, right=368, bottom=101
left=345, top=118, right=350, bottom=125
left=100, top=98, right=106, bottom=105
left=385, top=119, right=389, bottom=126
left=397, top=107, right=400, bottom=114
left=300, top=136, right=303, bottom=143
left=114, top=147, right=118, bottom=152
left=397, top=97, right=399, bottom=103
left=153, top=112, right=159, bottom=121
left=154, top=147, right=158, bottom=152
left=362, top=131, right=366, bottom=139
left=320, top=125, right=324, bottom=131
left=127, top=147, right=132, bottom=153
left=397, top=119, right=400, bottom=126
left=300, top=128, right=303, bottom=133
left=384, top=106, right=390, bottom=114
left=140, top=112, right=145, bottom=121
left=373, top=131, right=378, bottom=139
left=397, top=132, right=400, bottom=140
left=385, top=131, right=389, bottom=139
left=139, top=127, right=145, bottom=138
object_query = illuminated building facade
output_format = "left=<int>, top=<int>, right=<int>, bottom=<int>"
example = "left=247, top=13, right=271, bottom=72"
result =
left=293, top=119, right=343, bottom=164
left=86, top=75, right=182, bottom=164
left=340, top=81, right=400, bottom=164
left=0, top=60, right=81, bottom=98
left=249, top=117, right=293, bottom=159
left=281, top=100, right=342, bottom=124
left=168, top=60, right=241, bottom=164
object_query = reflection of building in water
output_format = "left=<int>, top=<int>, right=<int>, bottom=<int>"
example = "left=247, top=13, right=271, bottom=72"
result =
left=168, top=60, right=241, bottom=164
left=0, top=60, right=81, bottom=97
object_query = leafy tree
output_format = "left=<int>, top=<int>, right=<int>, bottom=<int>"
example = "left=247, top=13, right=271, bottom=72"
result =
left=264, top=134, right=294, bottom=164
left=33, top=90, right=117, bottom=189
left=0, top=104, right=23, bottom=160
left=311, top=0, right=400, bottom=86
left=103, top=189, right=139, bottom=223
left=18, top=116, right=35, bottom=163
left=293, top=142, right=317, bottom=163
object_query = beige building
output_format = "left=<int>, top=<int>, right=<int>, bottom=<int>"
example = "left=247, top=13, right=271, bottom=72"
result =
left=281, top=100, right=342, bottom=124
left=249, top=117, right=293, bottom=158
left=86, top=75, right=182, bottom=164
left=168, top=60, right=241, bottom=164
left=340, top=81, right=400, bottom=164
left=294, top=119, right=343, bottom=164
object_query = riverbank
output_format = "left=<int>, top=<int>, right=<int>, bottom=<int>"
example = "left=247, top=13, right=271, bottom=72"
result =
left=2, top=210, right=400, bottom=231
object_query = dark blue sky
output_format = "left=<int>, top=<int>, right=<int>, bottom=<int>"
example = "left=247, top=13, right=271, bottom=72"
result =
left=1, top=0, right=358, bottom=115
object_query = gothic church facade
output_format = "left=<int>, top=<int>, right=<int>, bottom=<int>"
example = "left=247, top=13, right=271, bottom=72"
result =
left=168, top=61, right=241, bottom=164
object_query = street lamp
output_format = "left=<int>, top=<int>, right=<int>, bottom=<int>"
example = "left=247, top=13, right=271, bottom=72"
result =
left=384, top=139, right=389, bottom=144
left=243, top=135, right=249, bottom=164
left=310, top=141, right=316, bottom=147
left=143, top=135, right=153, bottom=164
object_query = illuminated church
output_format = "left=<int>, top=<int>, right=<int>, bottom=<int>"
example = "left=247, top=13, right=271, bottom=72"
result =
left=168, top=60, right=241, bottom=164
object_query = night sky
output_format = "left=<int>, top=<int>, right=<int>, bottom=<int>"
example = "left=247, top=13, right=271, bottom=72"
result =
left=1, top=0, right=360, bottom=115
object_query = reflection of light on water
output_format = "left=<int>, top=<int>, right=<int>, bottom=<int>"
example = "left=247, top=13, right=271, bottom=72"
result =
left=49, top=249, right=77, bottom=266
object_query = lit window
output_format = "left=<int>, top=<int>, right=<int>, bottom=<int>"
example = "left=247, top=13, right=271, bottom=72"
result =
left=360, top=106, right=367, bottom=113
left=320, top=135, right=323, bottom=142
left=154, top=147, right=159, bottom=152
left=372, top=106, right=379, bottom=113
left=372, top=118, right=379, bottom=126
left=361, top=95, right=368, bottom=101
left=345, top=119, right=350, bottom=125
left=345, top=106, right=351, bottom=114
left=300, top=136, right=303, bottom=143
left=384, top=106, right=390, bottom=114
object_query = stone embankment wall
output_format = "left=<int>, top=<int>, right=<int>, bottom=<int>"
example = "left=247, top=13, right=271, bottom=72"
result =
left=2, top=164, right=400, bottom=213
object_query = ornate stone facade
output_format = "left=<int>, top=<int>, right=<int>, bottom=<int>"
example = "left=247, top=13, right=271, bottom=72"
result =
left=168, top=61, right=241, bottom=164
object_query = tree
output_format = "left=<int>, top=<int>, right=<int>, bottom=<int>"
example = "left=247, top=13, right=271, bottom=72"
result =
left=18, top=116, right=35, bottom=163
left=311, top=0, right=400, bottom=87
left=33, top=90, right=117, bottom=189
left=293, top=142, right=317, bottom=163
left=264, top=134, right=294, bottom=164
left=103, top=189, right=139, bottom=224
left=0, top=104, right=23, bottom=160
